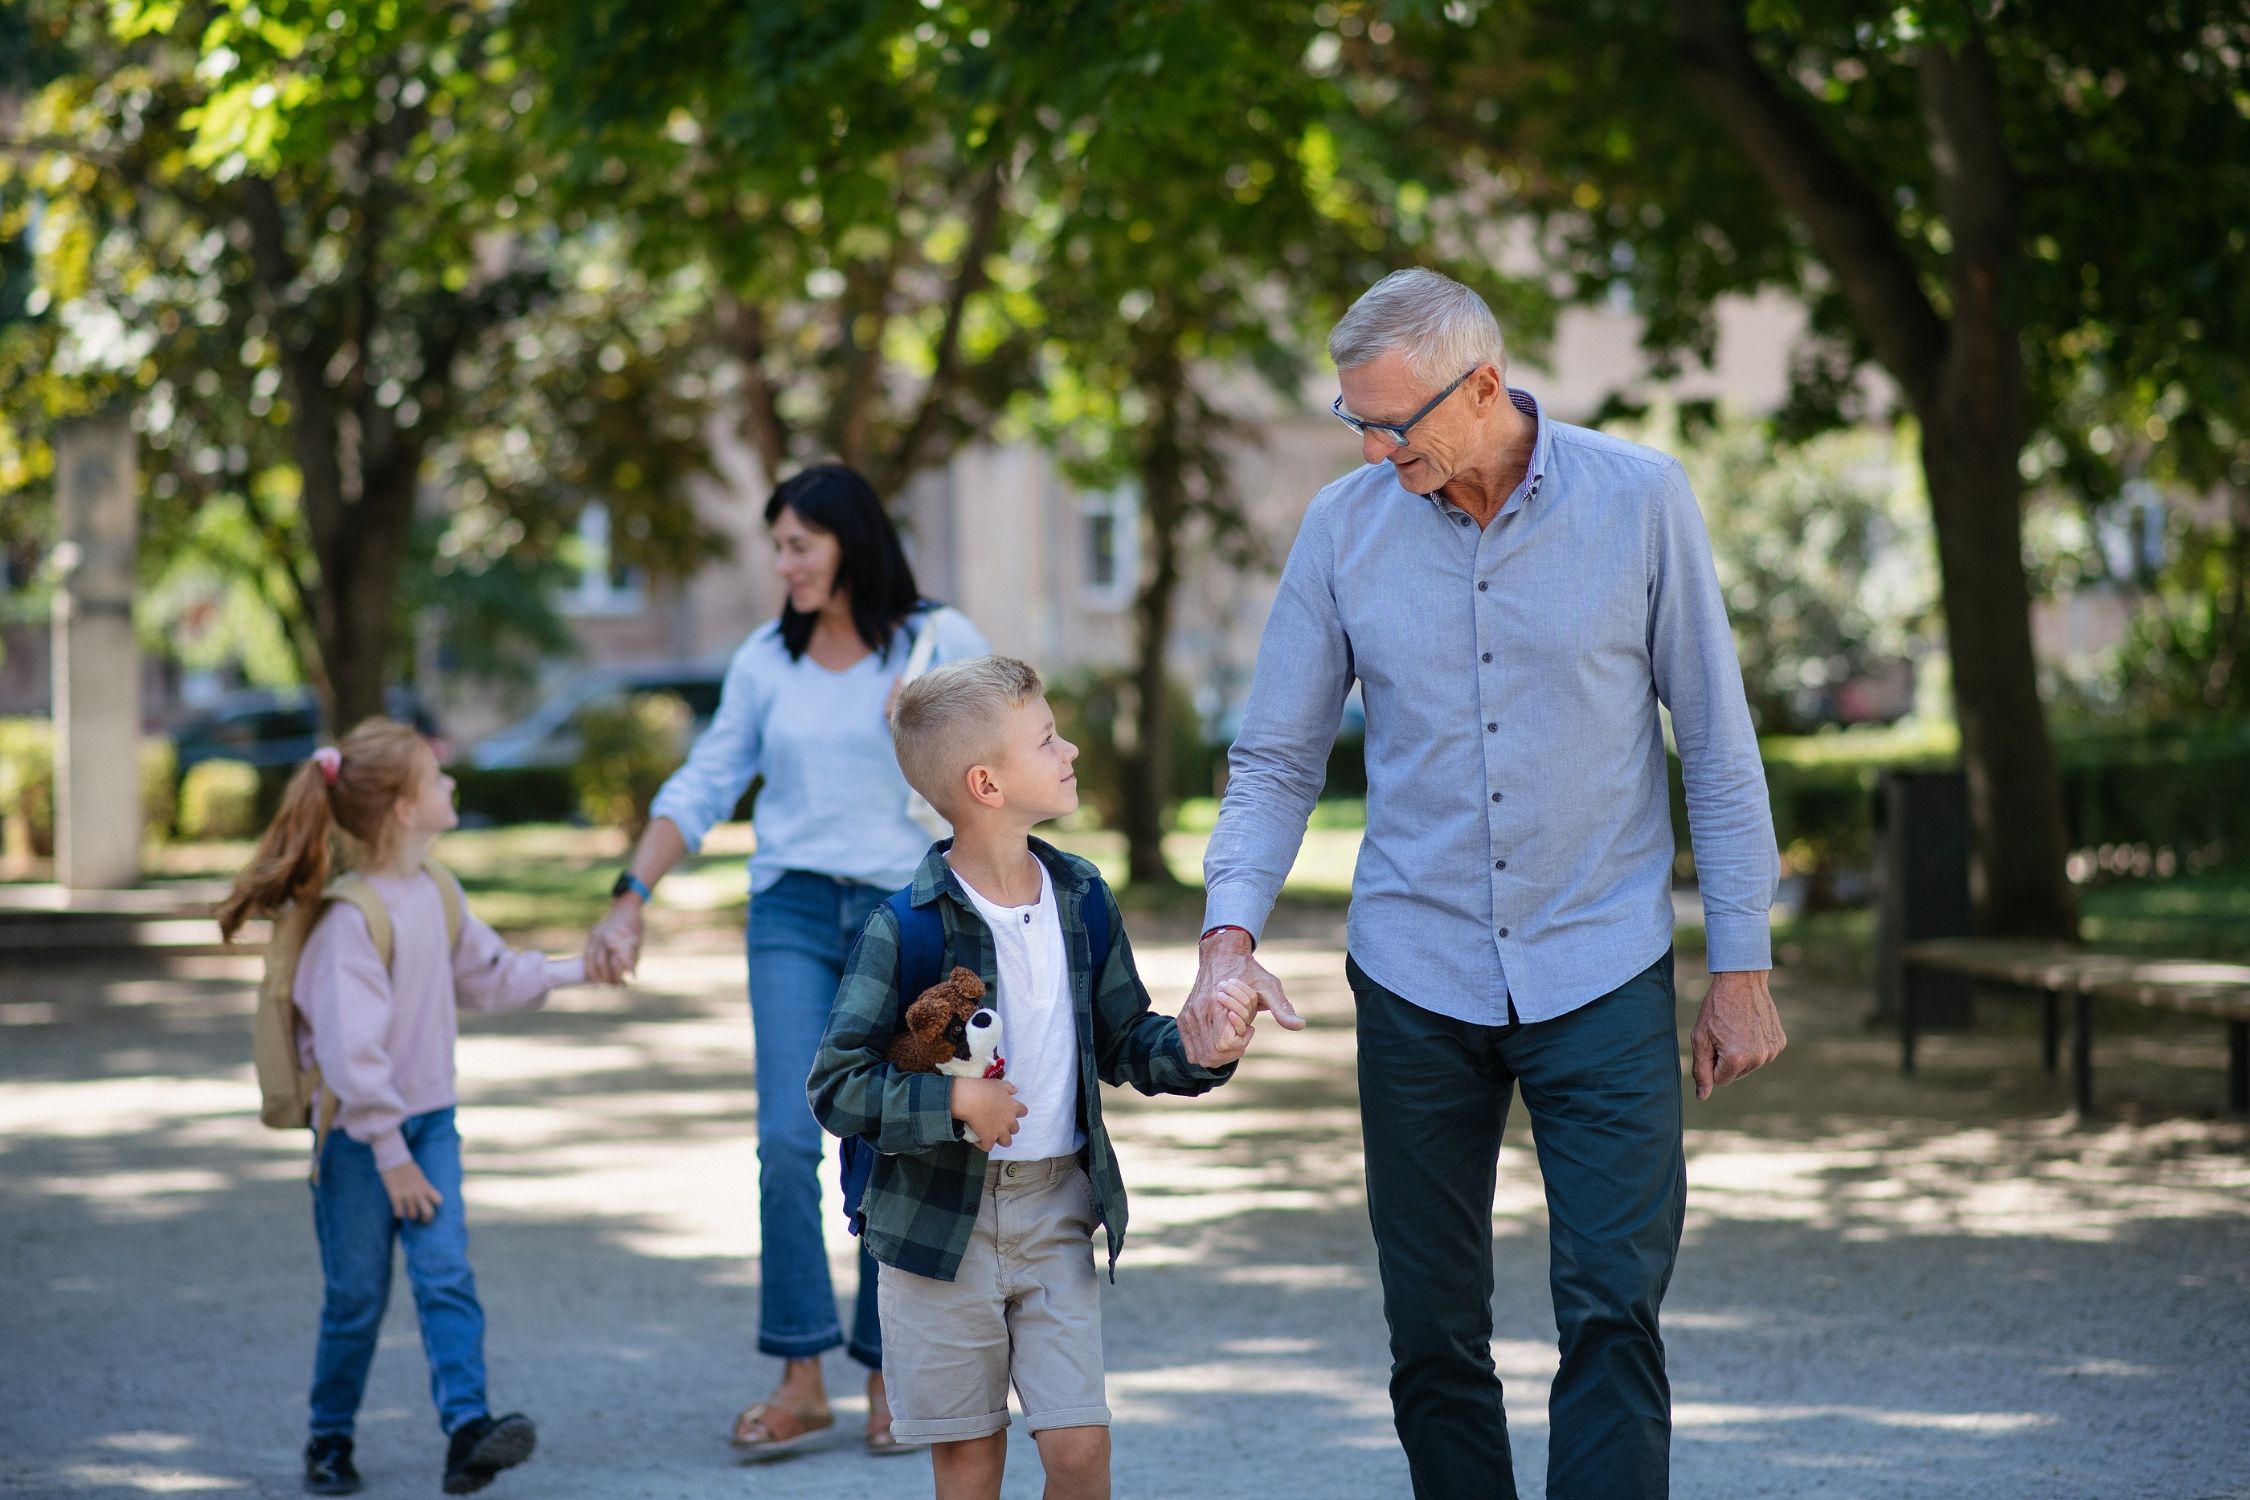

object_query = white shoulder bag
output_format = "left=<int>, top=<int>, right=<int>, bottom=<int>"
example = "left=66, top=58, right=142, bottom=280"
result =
left=898, top=606, right=960, bottom=839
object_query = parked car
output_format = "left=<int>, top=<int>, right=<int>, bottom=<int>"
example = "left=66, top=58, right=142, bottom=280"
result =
left=172, top=688, right=446, bottom=773
left=465, top=660, right=729, bottom=771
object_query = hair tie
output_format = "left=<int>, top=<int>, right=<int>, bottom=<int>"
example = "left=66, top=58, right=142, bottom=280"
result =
left=311, top=746, right=342, bottom=786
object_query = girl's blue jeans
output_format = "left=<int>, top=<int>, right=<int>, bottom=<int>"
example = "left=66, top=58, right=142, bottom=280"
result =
left=308, top=1106, right=489, bottom=1438
left=746, top=870, right=887, bottom=1368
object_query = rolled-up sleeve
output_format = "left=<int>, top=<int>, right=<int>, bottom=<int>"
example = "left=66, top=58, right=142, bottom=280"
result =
left=648, top=633, right=773, bottom=853
left=1648, top=462, right=1779, bottom=972
left=1202, top=495, right=1354, bottom=944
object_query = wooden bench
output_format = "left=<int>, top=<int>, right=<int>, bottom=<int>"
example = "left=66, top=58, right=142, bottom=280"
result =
left=1901, top=938, right=2250, bottom=1118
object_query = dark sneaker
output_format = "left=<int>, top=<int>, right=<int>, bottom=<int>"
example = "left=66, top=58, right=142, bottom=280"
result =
left=442, top=1413, right=537, bottom=1495
left=302, top=1434, right=360, bottom=1496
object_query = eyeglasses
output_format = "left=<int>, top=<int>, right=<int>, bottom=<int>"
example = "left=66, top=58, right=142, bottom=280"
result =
left=1331, top=366, right=1482, bottom=449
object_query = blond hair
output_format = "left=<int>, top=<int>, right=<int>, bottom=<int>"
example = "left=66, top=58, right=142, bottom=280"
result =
left=216, top=718, right=432, bottom=942
left=891, top=655, right=1045, bottom=817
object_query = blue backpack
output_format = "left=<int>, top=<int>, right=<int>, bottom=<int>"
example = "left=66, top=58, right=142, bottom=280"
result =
left=838, top=880, right=1112, bottom=1235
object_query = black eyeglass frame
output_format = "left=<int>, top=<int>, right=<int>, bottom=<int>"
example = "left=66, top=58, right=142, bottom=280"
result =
left=1330, top=364, right=1485, bottom=448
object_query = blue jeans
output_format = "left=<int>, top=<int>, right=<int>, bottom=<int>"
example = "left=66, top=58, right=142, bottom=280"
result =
left=308, top=1107, right=489, bottom=1438
left=1350, top=951, right=1687, bottom=1500
left=746, top=870, right=888, bottom=1367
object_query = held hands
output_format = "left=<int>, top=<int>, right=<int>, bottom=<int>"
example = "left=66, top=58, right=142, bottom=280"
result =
left=1179, top=978, right=1259, bottom=1068
left=381, top=1160, right=444, bottom=1223
left=951, top=1077, right=1026, bottom=1150
left=584, top=899, right=644, bottom=985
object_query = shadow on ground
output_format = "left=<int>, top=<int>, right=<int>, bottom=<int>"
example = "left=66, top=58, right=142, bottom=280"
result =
left=3, top=911, right=2246, bottom=1498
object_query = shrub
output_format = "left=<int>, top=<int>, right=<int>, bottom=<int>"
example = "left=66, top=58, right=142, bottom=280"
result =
left=178, top=759, right=263, bottom=841
left=572, top=692, right=691, bottom=839
left=140, top=739, right=177, bottom=842
left=0, top=718, right=56, bottom=860
left=450, top=764, right=581, bottom=826
left=0, top=718, right=180, bottom=855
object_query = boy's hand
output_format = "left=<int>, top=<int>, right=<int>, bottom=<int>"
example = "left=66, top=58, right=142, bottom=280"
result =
left=1180, top=979, right=1256, bottom=1068
left=951, top=1077, right=1026, bottom=1150
left=381, top=1160, right=443, bottom=1223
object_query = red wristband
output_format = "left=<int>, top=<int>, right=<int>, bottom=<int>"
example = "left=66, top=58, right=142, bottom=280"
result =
left=1200, top=924, right=1255, bottom=948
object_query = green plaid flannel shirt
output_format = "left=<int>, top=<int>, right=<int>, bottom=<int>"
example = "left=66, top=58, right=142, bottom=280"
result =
left=807, top=837, right=1235, bottom=1282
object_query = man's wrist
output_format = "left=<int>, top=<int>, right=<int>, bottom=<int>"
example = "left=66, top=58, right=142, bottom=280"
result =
left=1200, top=923, right=1254, bottom=952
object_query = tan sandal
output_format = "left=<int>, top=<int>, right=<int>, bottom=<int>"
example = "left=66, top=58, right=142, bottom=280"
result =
left=730, top=1402, right=836, bottom=1463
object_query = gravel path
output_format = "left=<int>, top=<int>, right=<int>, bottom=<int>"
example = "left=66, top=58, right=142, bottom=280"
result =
left=4, top=916, right=2247, bottom=1499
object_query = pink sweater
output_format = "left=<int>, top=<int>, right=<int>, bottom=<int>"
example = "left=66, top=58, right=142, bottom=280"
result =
left=294, top=868, right=584, bottom=1170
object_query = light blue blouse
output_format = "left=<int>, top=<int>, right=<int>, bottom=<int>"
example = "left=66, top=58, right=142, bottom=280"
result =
left=648, top=607, right=992, bottom=894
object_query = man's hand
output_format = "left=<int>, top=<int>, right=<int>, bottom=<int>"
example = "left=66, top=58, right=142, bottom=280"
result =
left=381, top=1160, right=444, bottom=1223
left=1688, top=969, right=1786, bottom=1101
left=586, top=898, right=644, bottom=984
left=951, top=1077, right=1026, bottom=1150
left=1180, top=978, right=1257, bottom=1068
left=1191, top=928, right=1306, bottom=1035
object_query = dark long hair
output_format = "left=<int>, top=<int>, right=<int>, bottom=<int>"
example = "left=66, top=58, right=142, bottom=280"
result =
left=764, top=463, right=925, bottom=662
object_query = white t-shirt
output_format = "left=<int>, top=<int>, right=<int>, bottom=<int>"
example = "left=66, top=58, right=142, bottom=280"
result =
left=950, top=858, right=1085, bottom=1162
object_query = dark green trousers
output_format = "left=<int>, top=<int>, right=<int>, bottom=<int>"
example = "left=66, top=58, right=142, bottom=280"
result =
left=1349, top=951, right=1686, bottom=1500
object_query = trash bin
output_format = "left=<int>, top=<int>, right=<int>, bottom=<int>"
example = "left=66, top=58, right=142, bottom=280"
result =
left=1873, top=769, right=1975, bottom=1027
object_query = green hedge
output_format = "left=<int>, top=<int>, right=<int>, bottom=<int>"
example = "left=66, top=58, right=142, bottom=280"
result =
left=178, top=760, right=262, bottom=841
left=0, top=717, right=184, bottom=857
left=1668, top=721, right=2250, bottom=883
left=450, top=765, right=581, bottom=826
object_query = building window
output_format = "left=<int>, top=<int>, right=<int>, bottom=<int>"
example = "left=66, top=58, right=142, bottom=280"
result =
left=562, top=502, right=645, bottom=617
left=1080, top=485, right=1140, bottom=608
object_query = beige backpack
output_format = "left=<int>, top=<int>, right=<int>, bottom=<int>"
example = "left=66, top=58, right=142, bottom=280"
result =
left=253, top=859, right=464, bottom=1169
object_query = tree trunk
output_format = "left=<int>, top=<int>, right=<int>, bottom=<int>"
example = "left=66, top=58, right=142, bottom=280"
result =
left=1671, top=4, right=2079, bottom=940
left=305, top=442, right=417, bottom=734
left=1122, top=349, right=1189, bottom=889
left=1919, top=408, right=2080, bottom=938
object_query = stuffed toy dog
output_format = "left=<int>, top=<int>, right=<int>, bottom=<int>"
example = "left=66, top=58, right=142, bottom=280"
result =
left=887, top=966, right=1008, bottom=1145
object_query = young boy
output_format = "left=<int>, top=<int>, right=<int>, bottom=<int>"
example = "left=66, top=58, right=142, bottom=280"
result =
left=808, top=655, right=1258, bottom=1500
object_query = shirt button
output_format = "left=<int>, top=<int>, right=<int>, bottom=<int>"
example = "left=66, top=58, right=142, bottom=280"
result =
left=1496, top=858, right=1508, bottom=869
left=1499, top=927, right=1511, bottom=939
left=1486, top=722, right=1497, bottom=732
left=1477, top=581, right=1489, bottom=592
left=1481, top=652, right=1492, bottom=663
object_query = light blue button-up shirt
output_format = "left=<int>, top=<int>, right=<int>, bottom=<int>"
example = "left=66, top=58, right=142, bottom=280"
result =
left=1204, top=390, right=1777, bottom=1025
left=649, top=608, right=991, bottom=894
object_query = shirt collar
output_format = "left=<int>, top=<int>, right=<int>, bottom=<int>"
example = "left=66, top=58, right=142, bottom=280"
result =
left=1410, top=386, right=1550, bottom=515
left=908, top=835, right=1093, bottom=910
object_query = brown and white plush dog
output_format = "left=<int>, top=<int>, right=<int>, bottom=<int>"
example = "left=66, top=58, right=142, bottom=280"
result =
left=887, top=966, right=1008, bottom=1145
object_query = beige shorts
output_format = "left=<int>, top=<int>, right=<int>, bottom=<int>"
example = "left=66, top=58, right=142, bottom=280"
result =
left=878, top=1155, right=1109, bottom=1442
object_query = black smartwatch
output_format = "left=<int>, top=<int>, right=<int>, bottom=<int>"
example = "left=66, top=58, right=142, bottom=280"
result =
left=611, top=870, right=653, bottom=903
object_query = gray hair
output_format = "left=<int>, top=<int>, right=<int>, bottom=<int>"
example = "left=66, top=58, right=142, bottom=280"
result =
left=1327, top=268, right=1508, bottom=387
left=891, top=654, right=1045, bottom=817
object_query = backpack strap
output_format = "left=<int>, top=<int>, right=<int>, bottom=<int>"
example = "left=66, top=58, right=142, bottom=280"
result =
left=322, top=876, right=395, bottom=968
left=886, top=886, right=947, bottom=998
left=423, top=857, right=466, bottom=953
left=1082, top=872, right=1114, bottom=974
left=899, top=603, right=958, bottom=682
left=840, top=889, right=949, bottom=1236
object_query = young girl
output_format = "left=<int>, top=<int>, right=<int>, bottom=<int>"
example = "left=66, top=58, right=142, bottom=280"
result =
left=218, top=719, right=590, bottom=1497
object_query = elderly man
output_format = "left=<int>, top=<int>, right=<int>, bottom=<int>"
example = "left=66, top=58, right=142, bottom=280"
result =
left=1199, top=269, right=1785, bottom=1499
